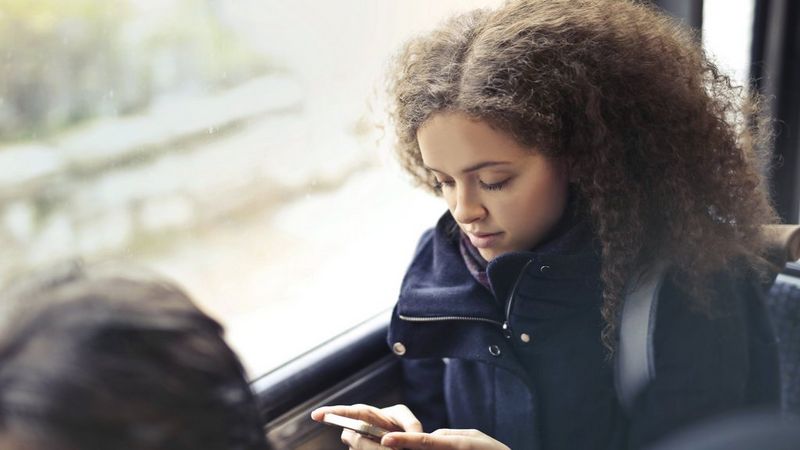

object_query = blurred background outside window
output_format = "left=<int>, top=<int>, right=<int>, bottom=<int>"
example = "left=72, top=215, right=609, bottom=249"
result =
left=0, top=0, right=504, bottom=376
left=0, top=0, right=752, bottom=377
left=702, top=0, right=754, bottom=89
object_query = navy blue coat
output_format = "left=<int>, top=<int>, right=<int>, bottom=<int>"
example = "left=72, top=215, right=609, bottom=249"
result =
left=387, top=213, right=779, bottom=450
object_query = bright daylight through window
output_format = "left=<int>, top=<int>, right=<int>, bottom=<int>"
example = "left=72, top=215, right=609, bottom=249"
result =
left=0, top=0, right=507, bottom=376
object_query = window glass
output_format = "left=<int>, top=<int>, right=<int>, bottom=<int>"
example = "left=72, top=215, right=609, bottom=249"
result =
left=702, top=0, right=755, bottom=89
left=0, top=0, right=504, bottom=376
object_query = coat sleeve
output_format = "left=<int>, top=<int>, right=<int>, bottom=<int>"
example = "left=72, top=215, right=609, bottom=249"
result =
left=393, top=228, right=449, bottom=432
left=626, top=272, right=780, bottom=449
left=400, top=357, right=449, bottom=432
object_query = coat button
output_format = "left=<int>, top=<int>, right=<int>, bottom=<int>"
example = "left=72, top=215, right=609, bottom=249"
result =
left=488, top=345, right=501, bottom=356
left=392, top=342, right=406, bottom=356
left=520, top=333, right=531, bottom=343
left=539, top=265, right=551, bottom=273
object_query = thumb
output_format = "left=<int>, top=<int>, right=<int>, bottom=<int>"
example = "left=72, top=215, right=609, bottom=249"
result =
left=381, top=431, right=456, bottom=449
left=431, top=429, right=483, bottom=437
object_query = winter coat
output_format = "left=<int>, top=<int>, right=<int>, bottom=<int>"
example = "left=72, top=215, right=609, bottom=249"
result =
left=387, top=212, right=779, bottom=450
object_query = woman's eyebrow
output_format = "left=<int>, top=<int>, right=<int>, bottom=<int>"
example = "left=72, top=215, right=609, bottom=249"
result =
left=424, top=161, right=512, bottom=174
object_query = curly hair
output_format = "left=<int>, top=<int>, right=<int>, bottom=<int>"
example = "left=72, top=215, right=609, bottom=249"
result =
left=387, top=0, right=778, bottom=351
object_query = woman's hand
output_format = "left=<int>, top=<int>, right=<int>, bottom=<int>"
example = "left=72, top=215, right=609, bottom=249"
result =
left=380, top=429, right=510, bottom=450
left=311, top=403, right=423, bottom=449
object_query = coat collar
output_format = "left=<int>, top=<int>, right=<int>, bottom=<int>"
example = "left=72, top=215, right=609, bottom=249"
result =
left=397, top=212, right=602, bottom=319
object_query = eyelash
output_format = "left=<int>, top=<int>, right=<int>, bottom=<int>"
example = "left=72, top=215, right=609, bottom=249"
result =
left=480, top=180, right=508, bottom=191
left=433, top=179, right=509, bottom=191
left=432, top=180, right=452, bottom=191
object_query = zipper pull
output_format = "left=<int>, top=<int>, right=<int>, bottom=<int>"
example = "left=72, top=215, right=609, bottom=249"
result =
left=502, top=321, right=512, bottom=339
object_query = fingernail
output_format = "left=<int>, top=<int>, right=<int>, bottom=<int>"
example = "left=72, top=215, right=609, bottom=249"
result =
left=382, top=436, right=396, bottom=447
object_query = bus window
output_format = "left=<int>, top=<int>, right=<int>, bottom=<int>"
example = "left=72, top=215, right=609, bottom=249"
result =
left=703, top=0, right=756, bottom=89
left=0, top=0, right=507, bottom=377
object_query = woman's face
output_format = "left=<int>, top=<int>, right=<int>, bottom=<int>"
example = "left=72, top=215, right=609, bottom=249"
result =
left=417, top=112, right=570, bottom=261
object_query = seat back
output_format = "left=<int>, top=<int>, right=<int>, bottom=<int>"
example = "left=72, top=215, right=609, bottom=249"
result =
left=617, top=225, right=800, bottom=414
left=766, top=261, right=800, bottom=414
left=763, top=224, right=800, bottom=414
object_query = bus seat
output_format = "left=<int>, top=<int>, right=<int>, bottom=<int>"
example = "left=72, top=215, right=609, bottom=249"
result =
left=763, top=224, right=800, bottom=266
left=763, top=224, right=800, bottom=415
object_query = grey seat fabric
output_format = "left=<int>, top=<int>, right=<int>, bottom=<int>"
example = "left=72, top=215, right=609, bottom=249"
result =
left=615, top=262, right=668, bottom=413
left=646, top=412, right=800, bottom=450
left=766, top=267, right=800, bottom=415
left=618, top=256, right=800, bottom=416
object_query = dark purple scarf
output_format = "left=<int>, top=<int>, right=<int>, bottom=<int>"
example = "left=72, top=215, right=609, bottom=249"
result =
left=458, top=192, right=590, bottom=293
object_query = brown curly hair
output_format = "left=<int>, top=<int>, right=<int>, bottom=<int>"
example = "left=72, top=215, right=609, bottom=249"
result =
left=387, top=0, right=778, bottom=350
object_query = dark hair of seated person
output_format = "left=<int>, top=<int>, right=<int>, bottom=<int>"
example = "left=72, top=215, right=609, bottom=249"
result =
left=0, top=261, right=268, bottom=450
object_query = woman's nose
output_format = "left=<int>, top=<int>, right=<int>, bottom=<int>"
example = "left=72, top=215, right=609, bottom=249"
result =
left=451, top=187, right=486, bottom=224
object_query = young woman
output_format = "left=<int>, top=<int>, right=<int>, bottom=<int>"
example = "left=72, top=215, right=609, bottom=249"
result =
left=313, top=0, right=780, bottom=449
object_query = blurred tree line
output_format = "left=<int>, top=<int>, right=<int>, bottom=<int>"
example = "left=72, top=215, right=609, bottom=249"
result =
left=0, top=0, right=271, bottom=143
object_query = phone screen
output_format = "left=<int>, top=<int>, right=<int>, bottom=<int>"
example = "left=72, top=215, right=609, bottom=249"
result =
left=322, top=413, right=389, bottom=440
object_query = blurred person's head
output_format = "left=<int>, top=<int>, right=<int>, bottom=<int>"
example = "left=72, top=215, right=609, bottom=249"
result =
left=0, top=261, right=267, bottom=450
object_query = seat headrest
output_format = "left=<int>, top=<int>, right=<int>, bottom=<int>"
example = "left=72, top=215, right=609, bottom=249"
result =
left=763, top=224, right=800, bottom=263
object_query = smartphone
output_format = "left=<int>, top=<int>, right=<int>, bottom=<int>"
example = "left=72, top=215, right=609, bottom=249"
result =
left=322, top=413, right=389, bottom=440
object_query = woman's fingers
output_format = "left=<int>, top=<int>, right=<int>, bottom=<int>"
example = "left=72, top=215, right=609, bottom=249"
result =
left=312, top=404, right=379, bottom=422
left=311, top=406, right=507, bottom=450
left=380, top=429, right=510, bottom=450
left=311, top=404, right=422, bottom=433
left=381, top=404, right=424, bottom=432
left=430, top=429, right=485, bottom=437
left=341, top=429, right=393, bottom=450
left=381, top=432, right=455, bottom=449
left=311, top=405, right=346, bottom=421
left=311, top=404, right=390, bottom=430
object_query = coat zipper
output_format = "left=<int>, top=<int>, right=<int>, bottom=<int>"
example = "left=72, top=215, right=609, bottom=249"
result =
left=399, top=259, right=535, bottom=337
left=502, top=259, right=534, bottom=339
left=398, top=314, right=503, bottom=327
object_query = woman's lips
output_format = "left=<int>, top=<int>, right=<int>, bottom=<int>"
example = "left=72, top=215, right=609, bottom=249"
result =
left=467, top=232, right=503, bottom=248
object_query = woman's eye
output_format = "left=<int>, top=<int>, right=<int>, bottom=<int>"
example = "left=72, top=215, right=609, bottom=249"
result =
left=479, top=179, right=509, bottom=191
left=433, top=179, right=454, bottom=190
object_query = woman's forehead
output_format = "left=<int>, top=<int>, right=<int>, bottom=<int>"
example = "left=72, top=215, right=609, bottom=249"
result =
left=418, top=112, right=534, bottom=171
